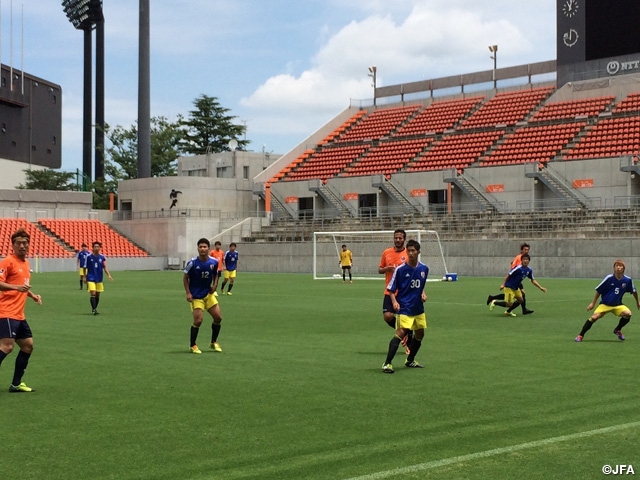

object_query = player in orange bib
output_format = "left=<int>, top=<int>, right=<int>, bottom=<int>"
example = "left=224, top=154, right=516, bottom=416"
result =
left=0, top=228, right=43, bottom=393
left=209, top=241, right=226, bottom=296
left=379, top=229, right=408, bottom=327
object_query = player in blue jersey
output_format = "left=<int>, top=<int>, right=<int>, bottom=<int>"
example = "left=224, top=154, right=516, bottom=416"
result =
left=184, top=238, right=224, bottom=354
left=220, top=243, right=239, bottom=295
left=490, top=253, right=546, bottom=316
left=84, top=241, right=113, bottom=315
left=76, top=243, right=90, bottom=290
left=381, top=239, right=428, bottom=373
left=575, top=259, right=640, bottom=342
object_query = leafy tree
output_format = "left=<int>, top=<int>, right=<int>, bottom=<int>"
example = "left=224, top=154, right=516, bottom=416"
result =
left=103, top=116, right=182, bottom=181
left=179, top=94, right=249, bottom=155
left=17, top=169, right=78, bottom=191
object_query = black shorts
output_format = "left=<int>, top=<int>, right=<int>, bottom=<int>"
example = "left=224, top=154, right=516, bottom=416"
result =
left=382, top=295, right=395, bottom=314
left=0, top=318, right=33, bottom=340
left=342, top=266, right=351, bottom=271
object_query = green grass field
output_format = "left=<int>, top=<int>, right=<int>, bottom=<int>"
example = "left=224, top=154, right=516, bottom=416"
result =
left=3, top=271, right=639, bottom=479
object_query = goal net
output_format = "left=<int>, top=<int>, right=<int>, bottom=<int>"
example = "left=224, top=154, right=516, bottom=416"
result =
left=313, top=230, right=449, bottom=281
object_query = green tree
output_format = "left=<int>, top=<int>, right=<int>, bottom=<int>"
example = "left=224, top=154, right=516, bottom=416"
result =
left=17, top=169, right=78, bottom=191
left=179, top=94, right=248, bottom=155
left=103, top=116, right=182, bottom=181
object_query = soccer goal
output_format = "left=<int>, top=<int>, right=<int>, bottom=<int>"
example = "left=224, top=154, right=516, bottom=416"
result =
left=312, top=230, right=449, bottom=281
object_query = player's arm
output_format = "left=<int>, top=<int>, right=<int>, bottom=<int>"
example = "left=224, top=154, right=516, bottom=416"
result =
left=0, top=279, right=30, bottom=293
left=27, top=290, right=42, bottom=305
left=499, top=272, right=510, bottom=290
left=388, top=290, right=400, bottom=311
left=587, top=291, right=601, bottom=311
left=183, top=273, right=193, bottom=302
left=530, top=279, right=546, bottom=293
left=633, top=290, right=640, bottom=309
left=103, top=261, right=113, bottom=281
left=211, top=265, right=219, bottom=293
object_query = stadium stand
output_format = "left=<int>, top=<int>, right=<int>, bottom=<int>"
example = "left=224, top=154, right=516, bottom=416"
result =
left=612, top=92, right=640, bottom=113
left=283, top=145, right=369, bottom=181
left=0, top=218, right=72, bottom=258
left=530, top=96, right=615, bottom=121
left=341, top=138, right=433, bottom=177
left=564, top=116, right=640, bottom=160
left=482, top=122, right=586, bottom=166
left=393, top=97, right=484, bottom=137
left=334, top=104, right=421, bottom=142
left=407, top=130, right=505, bottom=172
left=38, top=219, right=148, bottom=257
left=459, top=87, right=554, bottom=129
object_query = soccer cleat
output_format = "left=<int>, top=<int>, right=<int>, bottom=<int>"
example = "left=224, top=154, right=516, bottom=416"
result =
left=9, top=382, right=34, bottom=393
left=613, top=329, right=625, bottom=341
left=489, top=300, right=496, bottom=311
left=210, top=342, right=222, bottom=352
left=382, top=363, right=394, bottom=374
left=574, top=335, right=583, bottom=342
left=92, top=309, right=99, bottom=315
left=350, top=280, right=353, bottom=284
left=405, top=360, right=424, bottom=368
left=190, top=345, right=202, bottom=354
left=486, top=295, right=492, bottom=305
left=226, top=292, right=233, bottom=296
left=504, top=311, right=516, bottom=317
left=523, top=309, right=534, bottom=315
left=213, top=291, right=218, bottom=297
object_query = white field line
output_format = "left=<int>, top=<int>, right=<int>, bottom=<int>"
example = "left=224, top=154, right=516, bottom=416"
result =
left=345, top=421, right=640, bottom=480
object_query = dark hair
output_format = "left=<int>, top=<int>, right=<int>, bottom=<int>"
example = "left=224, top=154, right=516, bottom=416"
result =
left=230, top=242, right=237, bottom=248
left=11, top=228, right=30, bottom=243
left=197, top=238, right=210, bottom=248
left=342, top=244, right=346, bottom=248
left=520, top=242, right=530, bottom=251
left=214, top=241, right=221, bottom=246
left=406, top=239, right=421, bottom=252
left=394, top=229, right=406, bottom=239
left=81, top=243, right=87, bottom=248
left=521, top=253, right=530, bottom=260
left=92, top=241, right=102, bottom=247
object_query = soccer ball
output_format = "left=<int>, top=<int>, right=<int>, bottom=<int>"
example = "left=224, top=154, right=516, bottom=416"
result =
left=447, top=276, right=453, bottom=281
left=442, top=276, right=447, bottom=281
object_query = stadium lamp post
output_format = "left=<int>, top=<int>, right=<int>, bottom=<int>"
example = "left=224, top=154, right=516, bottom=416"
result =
left=61, top=0, right=105, bottom=183
left=368, top=66, right=377, bottom=106
left=488, top=45, right=498, bottom=89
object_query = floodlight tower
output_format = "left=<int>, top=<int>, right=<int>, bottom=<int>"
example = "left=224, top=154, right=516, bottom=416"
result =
left=61, top=0, right=105, bottom=183
left=488, top=45, right=498, bottom=89
left=368, top=66, right=377, bottom=106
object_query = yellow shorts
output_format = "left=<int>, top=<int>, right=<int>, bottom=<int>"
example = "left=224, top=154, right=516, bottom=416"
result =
left=395, top=313, right=427, bottom=331
left=224, top=270, right=237, bottom=280
left=593, top=304, right=630, bottom=317
left=79, top=268, right=87, bottom=276
left=503, top=287, right=521, bottom=304
left=191, top=293, right=219, bottom=312
left=87, top=281, right=104, bottom=293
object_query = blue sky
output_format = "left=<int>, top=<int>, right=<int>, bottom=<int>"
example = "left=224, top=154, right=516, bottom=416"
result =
left=2, top=0, right=556, bottom=174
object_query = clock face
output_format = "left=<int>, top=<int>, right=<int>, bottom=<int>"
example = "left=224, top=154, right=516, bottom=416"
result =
left=562, top=0, right=578, bottom=18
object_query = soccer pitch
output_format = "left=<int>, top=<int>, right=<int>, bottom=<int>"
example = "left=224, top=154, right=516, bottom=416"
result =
left=3, top=271, right=638, bottom=479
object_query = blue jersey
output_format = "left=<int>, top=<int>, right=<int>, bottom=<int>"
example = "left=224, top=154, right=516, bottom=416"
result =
left=184, top=256, right=219, bottom=299
left=504, top=265, right=534, bottom=290
left=386, top=261, right=429, bottom=316
left=86, top=254, right=107, bottom=283
left=596, top=274, right=635, bottom=306
left=77, top=250, right=90, bottom=268
left=224, top=250, right=239, bottom=271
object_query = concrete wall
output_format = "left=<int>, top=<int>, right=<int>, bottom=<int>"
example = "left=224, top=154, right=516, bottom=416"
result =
left=33, top=256, right=167, bottom=273
left=0, top=160, right=48, bottom=190
left=233, top=237, right=640, bottom=280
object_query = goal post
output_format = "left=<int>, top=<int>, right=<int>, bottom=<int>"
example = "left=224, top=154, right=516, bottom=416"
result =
left=312, top=230, right=449, bottom=281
